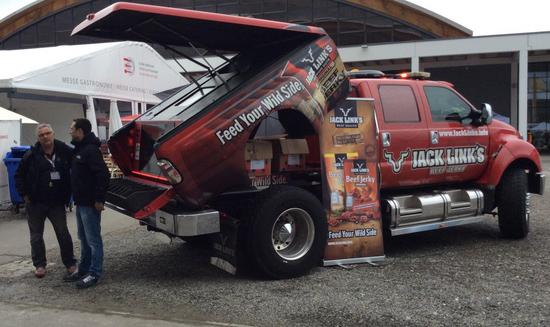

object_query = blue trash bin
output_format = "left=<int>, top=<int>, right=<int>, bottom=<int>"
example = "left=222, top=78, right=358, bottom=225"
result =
left=3, top=146, right=30, bottom=207
left=10, top=146, right=31, bottom=158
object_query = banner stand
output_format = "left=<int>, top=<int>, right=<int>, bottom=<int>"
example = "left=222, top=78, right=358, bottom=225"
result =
left=320, top=97, right=385, bottom=266
left=324, top=256, right=386, bottom=267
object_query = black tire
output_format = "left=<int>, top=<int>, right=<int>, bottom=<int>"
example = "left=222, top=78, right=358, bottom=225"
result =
left=496, top=167, right=529, bottom=238
left=246, top=186, right=327, bottom=279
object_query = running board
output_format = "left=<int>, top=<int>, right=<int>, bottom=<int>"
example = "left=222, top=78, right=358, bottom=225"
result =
left=390, top=215, right=489, bottom=236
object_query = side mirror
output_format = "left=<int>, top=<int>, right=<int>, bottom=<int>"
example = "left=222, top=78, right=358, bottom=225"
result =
left=445, top=112, right=463, bottom=122
left=480, top=103, right=493, bottom=125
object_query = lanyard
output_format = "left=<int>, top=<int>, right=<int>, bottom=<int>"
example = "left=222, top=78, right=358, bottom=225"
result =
left=44, top=153, right=56, bottom=170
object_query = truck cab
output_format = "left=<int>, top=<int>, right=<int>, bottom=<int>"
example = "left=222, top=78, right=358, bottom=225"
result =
left=350, top=70, right=544, bottom=237
left=353, top=72, right=491, bottom=187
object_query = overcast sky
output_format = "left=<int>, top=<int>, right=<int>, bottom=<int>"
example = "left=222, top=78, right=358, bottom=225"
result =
left=1, top=0, right=550, bottom=36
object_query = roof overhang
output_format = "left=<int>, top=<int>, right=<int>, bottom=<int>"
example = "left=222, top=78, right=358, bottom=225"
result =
left=346, top=0, right=472, bottom=38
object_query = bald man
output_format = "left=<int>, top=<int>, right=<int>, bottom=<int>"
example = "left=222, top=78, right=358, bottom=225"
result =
left=14, top=123, right=77, bottom=279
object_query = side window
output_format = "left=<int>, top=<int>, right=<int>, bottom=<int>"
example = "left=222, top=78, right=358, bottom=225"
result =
left=379, top=85, right=420, bottom=123
left=424, top=86, right=472, bottom=122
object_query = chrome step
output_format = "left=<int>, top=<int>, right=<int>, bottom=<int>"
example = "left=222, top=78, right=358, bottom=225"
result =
left=384, top=189, right=485, bottom=235
left=390, top=215, right=488, bottom=236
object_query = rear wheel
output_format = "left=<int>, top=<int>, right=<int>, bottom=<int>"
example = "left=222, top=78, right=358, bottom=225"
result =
left=246, top=186, right=327, bottom=279
left=496, top=167, right=529, bottom=238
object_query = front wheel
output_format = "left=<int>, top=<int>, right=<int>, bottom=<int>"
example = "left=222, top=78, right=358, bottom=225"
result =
left=496, top=167, right=529, bottom=238
left=246, top=186, right=327, bottom=279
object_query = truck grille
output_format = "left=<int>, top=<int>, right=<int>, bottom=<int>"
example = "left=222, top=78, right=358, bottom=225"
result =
left=107, top=178, right=167, bottom=215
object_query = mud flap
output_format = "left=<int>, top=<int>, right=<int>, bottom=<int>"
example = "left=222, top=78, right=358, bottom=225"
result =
left=210, top=216, right=250, bottom=275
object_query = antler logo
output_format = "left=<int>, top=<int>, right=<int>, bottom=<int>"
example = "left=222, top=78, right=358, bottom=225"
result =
left=383, top=149, right=410, bottom=174
left=351, top=159, right=368, bottom=174
left=339, top=107, right=352, bottom=117
left=335, top=153, right=347, bottom=169
left=301, top=48, right=315, bottom=64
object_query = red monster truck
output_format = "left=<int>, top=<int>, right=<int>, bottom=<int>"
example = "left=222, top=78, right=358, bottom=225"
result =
left=73, top=3, right=544, bottom=279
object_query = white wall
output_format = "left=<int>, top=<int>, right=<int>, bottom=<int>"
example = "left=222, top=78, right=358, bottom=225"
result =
left=10, top=99, right=84, bottom=144
left=0, top=120, right=21, bottom=203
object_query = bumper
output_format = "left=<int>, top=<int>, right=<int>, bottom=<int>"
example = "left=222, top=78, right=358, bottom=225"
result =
left=529, top=172, right=545, bottom=195
left=143, top=208, right=220, bottom=237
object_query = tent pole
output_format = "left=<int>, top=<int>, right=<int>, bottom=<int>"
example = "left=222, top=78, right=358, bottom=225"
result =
left=85, top=96, right=99, bottom=136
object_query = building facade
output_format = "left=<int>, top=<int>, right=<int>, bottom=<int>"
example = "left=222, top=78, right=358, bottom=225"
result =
left=0, top=0, right=470, bottom=50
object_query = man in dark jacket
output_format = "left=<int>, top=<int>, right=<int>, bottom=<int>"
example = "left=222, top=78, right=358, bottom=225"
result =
left=14, top=123, right=77, bottom=279
left=64, top=118, right=110, bottom=289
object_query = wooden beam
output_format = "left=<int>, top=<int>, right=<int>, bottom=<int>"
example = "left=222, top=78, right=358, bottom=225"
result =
left=0, top=0, right=82, bottom=40
left=346, top=0, right=470, bottom=38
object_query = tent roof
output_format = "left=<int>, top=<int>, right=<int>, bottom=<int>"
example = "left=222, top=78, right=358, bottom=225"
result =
left=0, top=41, right=188, bottom=103
left=0, top=106, right=38, bottom=124
left=0, top=42, right=116, bottom=80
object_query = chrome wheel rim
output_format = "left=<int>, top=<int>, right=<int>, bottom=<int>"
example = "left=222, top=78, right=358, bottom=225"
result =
left=271, top=208, right=315, bottom=261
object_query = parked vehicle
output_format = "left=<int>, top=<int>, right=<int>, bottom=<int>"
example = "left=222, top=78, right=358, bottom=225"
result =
left=73, top=3, right=544, bottom=279
left=347, top=70, right=544, bottom=239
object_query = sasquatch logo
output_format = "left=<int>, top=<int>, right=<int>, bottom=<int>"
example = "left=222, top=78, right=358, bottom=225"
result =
left=383, top=149, right=410, bottom=174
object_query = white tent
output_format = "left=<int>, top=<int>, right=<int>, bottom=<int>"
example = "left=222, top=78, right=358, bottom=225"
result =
left=0, top=106, right=38, bottom=146
left=0, top=106, right=38, bottom=124
left=0, top=41, right=187, bottom=143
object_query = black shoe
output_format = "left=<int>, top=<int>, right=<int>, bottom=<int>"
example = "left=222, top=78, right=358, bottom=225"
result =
left=63, top=270, right=86, bottom=282
left=75, top=273, right=100, bottom=289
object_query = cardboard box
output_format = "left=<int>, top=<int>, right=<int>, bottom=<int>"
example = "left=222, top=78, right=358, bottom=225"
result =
left=245, top=140, right=273, bottom=176
left=274, top=138, right=309, bottom=172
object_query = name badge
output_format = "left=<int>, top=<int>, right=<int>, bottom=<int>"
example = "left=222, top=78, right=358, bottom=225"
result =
left=50, top=171, right=61, bottom=180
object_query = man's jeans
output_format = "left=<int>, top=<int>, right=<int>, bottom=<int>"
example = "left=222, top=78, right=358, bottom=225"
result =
left=75, top=206, right=103, bottom=278
left=27, top=202, right=76, bottom=268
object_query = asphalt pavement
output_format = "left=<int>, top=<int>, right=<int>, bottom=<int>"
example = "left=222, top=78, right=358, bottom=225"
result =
left=0, top=158, right=549, bottom=326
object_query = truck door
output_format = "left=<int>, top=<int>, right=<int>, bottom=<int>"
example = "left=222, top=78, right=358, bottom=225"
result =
left=420, top=84, right=490, bottom=182
left=359, top=81, right=431, bottom=189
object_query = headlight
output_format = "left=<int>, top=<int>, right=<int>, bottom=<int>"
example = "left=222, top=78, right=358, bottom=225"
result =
left=157, top=159, right=182, bottom=184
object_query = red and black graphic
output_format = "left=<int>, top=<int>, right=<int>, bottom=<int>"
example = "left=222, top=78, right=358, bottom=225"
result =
left=321, top=99, right=384, bottom=263
left=99, top=11, right=349, bottom=210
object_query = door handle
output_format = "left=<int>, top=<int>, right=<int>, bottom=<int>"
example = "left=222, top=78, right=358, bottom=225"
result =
left=382, top=132, right=391, bottom=147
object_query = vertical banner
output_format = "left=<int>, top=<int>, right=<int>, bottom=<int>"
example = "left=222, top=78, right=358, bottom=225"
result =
left=320, top=98, right=385, bottom=265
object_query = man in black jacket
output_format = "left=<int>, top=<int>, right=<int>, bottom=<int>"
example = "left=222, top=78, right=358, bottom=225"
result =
left=64, top=118, right=109, bottom=289
left=14, top=123, right=77, bottom=279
